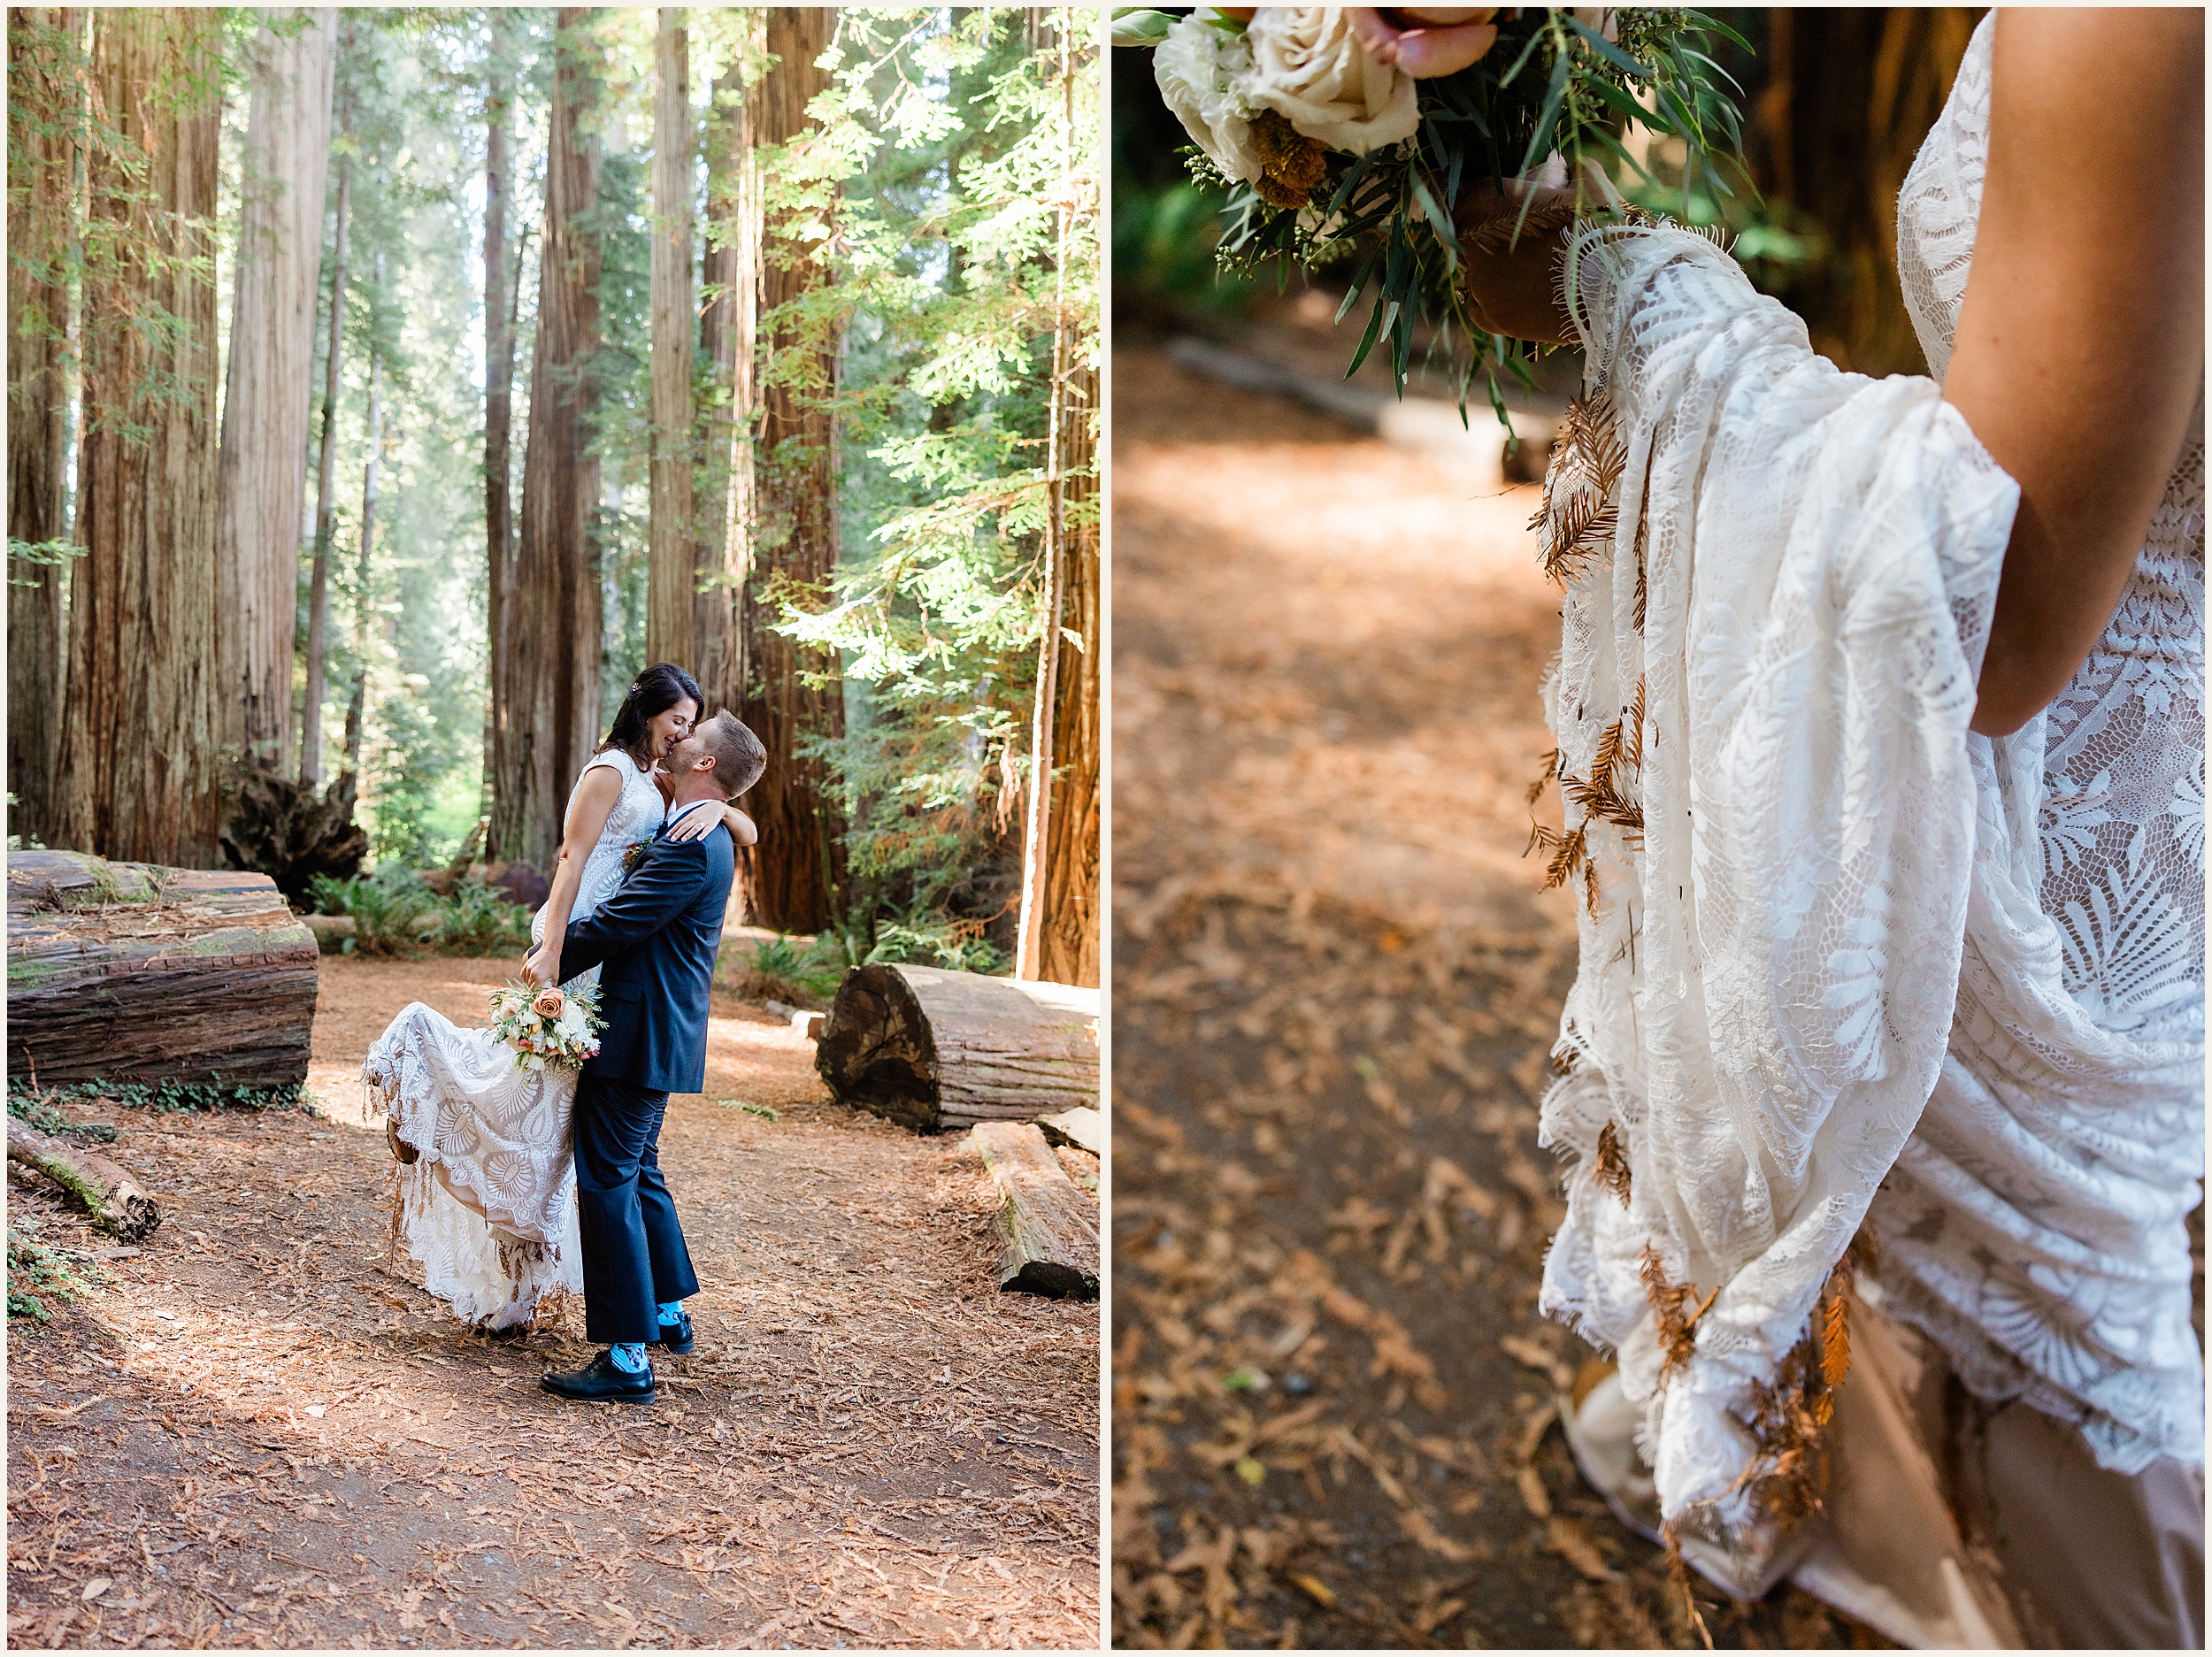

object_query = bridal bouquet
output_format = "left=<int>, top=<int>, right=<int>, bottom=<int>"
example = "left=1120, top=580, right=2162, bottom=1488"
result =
left=1114, top=6, right=1746, bottom=409
left=486, top=981, right=603, bottom=1072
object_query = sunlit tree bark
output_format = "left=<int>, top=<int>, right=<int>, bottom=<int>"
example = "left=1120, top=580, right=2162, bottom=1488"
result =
left=734, top=4, right=845, bottom=931
left=1017, top=16, right=1100, bottom=987
left=215, top=5, right=336, bottom=779
left=481, top=12, right=517, bottom=830
left=695, top=15, right=757, bottom=717
left=50, top=8, right=224, bottom=865
left=5, top=7, right=80, bottom=847
left=299, top=44, right=353, bottom=789
left=645, top=7, right=697, bottom=672
left=493, top=5, right=605, bottom=871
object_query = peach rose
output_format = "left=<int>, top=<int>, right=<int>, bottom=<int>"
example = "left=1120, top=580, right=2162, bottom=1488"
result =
left=532, top=988, right=565, bottom=1020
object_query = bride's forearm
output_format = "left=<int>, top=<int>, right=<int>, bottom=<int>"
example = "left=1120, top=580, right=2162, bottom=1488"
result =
left=538, top=854, right=585, bottom=951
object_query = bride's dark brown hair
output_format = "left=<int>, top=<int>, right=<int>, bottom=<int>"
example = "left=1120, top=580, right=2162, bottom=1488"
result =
left=597, top=662, right=703, bottom=769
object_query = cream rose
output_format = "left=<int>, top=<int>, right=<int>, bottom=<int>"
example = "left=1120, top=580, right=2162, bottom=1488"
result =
left=1244, top=9, right=1417, bottom=157
left=1153, top=12, right=1263, bottom=185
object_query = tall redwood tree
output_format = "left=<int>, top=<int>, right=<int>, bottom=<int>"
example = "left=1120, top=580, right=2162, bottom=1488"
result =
left=644, top=7, right=697, bottom=672
left=215, top=5, right=337, bottom=779
left=735, top=5, right=845, bottom=932
left=50, top=8, right=224, bottom=866
left=5, top=7, right=79, bottom=847
left=493, top=5, right=605, bottom=871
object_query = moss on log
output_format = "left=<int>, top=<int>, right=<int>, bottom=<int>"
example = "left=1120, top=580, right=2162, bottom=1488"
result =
left=6, top=1117, right=159, bottom=1239
left=6, top=850, right=318, bottom=1090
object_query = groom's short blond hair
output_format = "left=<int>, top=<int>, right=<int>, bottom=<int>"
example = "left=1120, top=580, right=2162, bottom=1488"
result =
left=695, top=711, right=766, bottom=799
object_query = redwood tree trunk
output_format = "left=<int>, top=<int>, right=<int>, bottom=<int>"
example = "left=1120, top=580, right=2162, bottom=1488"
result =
left=1018, top=20, right=1100, bottom=988
left=644, top=8, right=696, bottom=671
left=737, top=6, right=845, bottom=932
left=495, top=5, right=605, bottom=873
left=481, top=12, right=516, bottom=847
left=341, top=342, right=380, bottom=774
left=215, top=5, right=337, bottom=779
left=5, top=7, right=79, bottom=848
left=50, top=9, right=224, bottom=867
left=1037, top=356, right=1100, bottom=987
left=695, top=30, right=757, bottom=715
left=301, top=46, right=355, bottom=788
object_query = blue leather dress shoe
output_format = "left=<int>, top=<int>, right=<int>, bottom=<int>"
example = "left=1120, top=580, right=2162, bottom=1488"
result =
left=654, top=1307, right=695, bottom=1355
left=541, top=1349, right=655, bottom=1404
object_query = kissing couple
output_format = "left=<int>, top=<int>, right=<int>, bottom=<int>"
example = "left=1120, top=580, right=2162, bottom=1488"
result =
left=365, top=663, right=767, bottom=1403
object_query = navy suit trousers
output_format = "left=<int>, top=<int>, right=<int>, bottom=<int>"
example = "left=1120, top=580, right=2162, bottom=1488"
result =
left=572, top=1070, right=699, bottom=1345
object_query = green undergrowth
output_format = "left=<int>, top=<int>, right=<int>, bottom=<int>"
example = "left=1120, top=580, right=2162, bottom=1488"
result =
left=7, top=1223, right=98, bottom=1322
left=719, top=911, right=1008, bottom=1009
left=8, top=1078, right=318, bottom=1117
left=307, top=866, right=532, bottom=958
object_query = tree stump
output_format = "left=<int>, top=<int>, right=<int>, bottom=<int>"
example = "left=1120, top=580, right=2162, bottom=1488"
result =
left=6, top=1117, right=159, bottom=1240
left=815, top=964, right=1099, bottom=1133
left=7, top=850, right=318, bottom=1091
left=970, top=1121, right=1098, bottom=1299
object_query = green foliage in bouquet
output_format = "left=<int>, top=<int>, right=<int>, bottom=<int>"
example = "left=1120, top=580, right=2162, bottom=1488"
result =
left=1119, top=8, right=1747, bottom=417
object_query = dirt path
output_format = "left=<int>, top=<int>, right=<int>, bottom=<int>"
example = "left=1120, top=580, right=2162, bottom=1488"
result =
left=1108, top=342, right=1885, bottom=1649
left=8, top=956, right=1099, bottom=1650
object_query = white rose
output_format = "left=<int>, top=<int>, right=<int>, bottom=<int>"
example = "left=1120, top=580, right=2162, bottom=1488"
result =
left=1245, top=9, right=1417, bottom=157
left=1153, top=12, right=1263, bottom=185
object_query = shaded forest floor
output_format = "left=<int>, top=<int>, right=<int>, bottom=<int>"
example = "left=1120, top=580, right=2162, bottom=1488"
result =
left=7, top=957, right=1099, bottom=1650
left=1108, top=343, right=1892, bottom=1649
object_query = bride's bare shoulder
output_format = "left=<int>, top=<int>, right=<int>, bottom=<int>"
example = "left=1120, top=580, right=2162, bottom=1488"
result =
left=1990, top=8, right=2201, bottom=113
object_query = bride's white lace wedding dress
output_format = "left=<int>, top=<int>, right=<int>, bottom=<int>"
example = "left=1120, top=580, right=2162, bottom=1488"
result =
left=364, top=751, right=668, bottom=1329
left=1528, top=11, right=2201, bottom=1643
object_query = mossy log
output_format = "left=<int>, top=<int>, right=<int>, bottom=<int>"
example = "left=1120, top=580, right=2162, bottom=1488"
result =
left=6, top=1117, right=159, bottom=1239
left=815, top=964, right=1099, bottom=1133
left=6, top=850, right=318, bottom=1090
left=970, top=1121, right=1098, bottom=1300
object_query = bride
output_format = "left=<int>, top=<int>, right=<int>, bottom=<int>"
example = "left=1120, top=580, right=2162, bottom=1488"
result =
left=365, top=663, right=757, bottom=1331
left=1372, top=5, right=2202, bottom=1647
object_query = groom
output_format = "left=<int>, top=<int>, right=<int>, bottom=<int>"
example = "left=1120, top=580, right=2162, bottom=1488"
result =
left=526, top=709, right=767, bottom=1404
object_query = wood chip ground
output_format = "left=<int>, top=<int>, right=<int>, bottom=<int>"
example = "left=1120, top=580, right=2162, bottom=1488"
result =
left=7, top=955, right=1099, bottom=1649
left=1109, top=341, right=1898, bottom=1650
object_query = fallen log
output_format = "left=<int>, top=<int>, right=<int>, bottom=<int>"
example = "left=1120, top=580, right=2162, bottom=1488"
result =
left=7, top=1117, right=159, bottom=1240
left=970, top=1121, right=1098, bottom=1300
left=816, top=964, right=1099, bottom=1133
left=1035, top=1105, right=1102, bottom=1156
left=7, top=850, right=318, bottom=1092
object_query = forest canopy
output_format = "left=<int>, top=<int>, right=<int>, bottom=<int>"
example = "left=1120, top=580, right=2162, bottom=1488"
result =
left=6, top=5, right=1100, bottom=987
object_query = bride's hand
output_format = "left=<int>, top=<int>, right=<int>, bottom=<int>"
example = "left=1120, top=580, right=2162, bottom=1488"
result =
left=1348, top=8, right=1500, bottom=78
left=523, top=947, right=559, bottom=988
left=1455, top=179, right=1583, bottom=346
left=664, top=809, right=719, bottom=844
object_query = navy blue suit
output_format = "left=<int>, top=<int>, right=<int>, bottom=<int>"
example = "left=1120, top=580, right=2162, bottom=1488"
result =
left=557, top=802, right=733, bottom=1344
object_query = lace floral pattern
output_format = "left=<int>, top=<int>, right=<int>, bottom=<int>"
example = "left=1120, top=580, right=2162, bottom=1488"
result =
left=1875, top=11, right=2207, bottom=1472
left=1534, top=222, right=2019, bottom=1532
left=365, top=752, right=666, bottom=1328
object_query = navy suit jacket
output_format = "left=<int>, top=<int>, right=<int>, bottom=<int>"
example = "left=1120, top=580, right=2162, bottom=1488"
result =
left=560, top=803, right=733, bottom=1094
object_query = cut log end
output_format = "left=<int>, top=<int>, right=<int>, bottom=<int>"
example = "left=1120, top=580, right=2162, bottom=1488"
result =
left=818, top=963, right=1100, bottom=1133
left=7, top=1117, right=161, bottom=1241
left=971, top=1120, right=1098, bottom=1301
